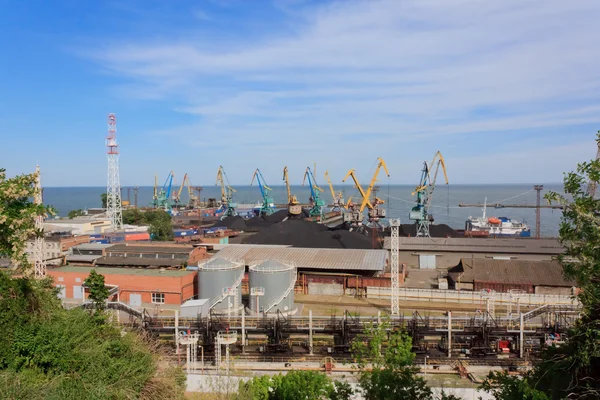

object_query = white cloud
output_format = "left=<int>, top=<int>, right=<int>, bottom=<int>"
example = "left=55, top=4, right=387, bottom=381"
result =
left=84, top=0, right=600, bottom=183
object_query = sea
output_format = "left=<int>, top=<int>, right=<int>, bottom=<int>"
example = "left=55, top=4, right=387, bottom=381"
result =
left=43, top=184, right=565, bottom=237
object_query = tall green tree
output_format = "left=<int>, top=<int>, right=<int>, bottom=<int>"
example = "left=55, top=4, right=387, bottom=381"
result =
left=100, top=192, right=107, bottom=208
left=145, top=210, right=174, bottom=241
left=84, top=269, right=110, bottom=311
left=0, top=168, right=50, bottom=270
left=483, top=131, right=600, bottom=399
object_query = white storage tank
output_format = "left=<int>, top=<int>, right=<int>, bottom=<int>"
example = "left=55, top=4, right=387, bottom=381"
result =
left=198, top=258, right=244, bottom=313
left=249, top=260, right=296, bottom=315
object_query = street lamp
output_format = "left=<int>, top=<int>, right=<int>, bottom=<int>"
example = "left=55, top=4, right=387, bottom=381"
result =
left=424, top=356, right=429, bottom=378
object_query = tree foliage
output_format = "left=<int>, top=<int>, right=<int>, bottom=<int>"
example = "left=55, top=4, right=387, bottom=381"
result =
left=84, top=269, right=110, bottom=311
left=67, top=209, right=85, bottom=219
left=123, top=209, right=173, bottom=241
left=236, top=371, right=353, bottom=400
left=0, top=168, right=51, bottom=270
left=101, top=192, right=108, bottom=208
left=351, top=320, right=434, bottom=400
left=481, top=131, right=600, bottom=400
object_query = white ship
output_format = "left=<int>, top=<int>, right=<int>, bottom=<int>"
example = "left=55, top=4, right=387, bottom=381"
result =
left=465, top=198, right=531, bottom=238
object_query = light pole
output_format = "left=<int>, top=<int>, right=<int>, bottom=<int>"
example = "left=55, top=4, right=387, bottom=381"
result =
left=424, top=356, right=429, bottom=378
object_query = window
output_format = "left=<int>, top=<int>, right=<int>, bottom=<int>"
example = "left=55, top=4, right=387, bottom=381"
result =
left=57, top=277, right=64, bottom=282
left=152, top=293, right=165, bottom=304
left=75, top=278, right=81, bottom=283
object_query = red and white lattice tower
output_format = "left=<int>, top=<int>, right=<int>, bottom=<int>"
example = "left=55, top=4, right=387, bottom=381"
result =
left=33, top=165, right=47, bottom=278
left=106, top=114, right=123, bottom=230
left=390, top=219, right=400, bottom=315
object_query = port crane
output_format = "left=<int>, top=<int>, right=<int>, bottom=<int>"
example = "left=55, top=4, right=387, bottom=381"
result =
left=152, top=171, right=174, bottom=210
left=216, top=166, right=237, bottom=217
left=302, top=166, right=325, bottom=218
left=283, top=166, right=301, bottom=216
left=410, top=151, right=448, bottom=237
left=324, top=170, right=344, bottom=211
left=173, top=173, right=188, bottom=208
left=251, top=169, right=274, bottom=216
left=342, top=157, right=390, bottom=229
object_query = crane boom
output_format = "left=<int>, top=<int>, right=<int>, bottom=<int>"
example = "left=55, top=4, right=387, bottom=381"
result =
left=175, top=173, right=188, bottom=203
left=342, top=170, right=372, bottom=211
left=283, top=167, right=298, bottom=205
left=251, top=169, right=273, bottom=216
left=324, top=170, right=336, bottom=201
left=359, top=157, right=390, bottom=213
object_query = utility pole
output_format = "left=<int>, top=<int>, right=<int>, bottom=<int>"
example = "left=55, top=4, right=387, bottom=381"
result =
left=534, top=185, right=543, bottom=239
left=133, top=186, right=139, bottom=208
left=33, top=165, right=47, bottom=278
left=390, top=219, right=400, bottom=316
left=106, top=114, right=123, bottom=231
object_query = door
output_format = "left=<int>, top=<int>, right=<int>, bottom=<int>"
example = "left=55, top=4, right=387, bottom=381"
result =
left=129, top=293, right=142, bottom=307
left=419, top=254, right=436, bottom=269
left=73, top=285, right=83, bottom=300
left=56, top=284, right=66, bottom=299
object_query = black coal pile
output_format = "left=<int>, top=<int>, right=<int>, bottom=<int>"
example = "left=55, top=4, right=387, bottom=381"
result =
left=217, top=216, right=247, bottom=231
left=242, top=219, right=374, bottom=249
left=213, top=209, right=314, bottom=232
left=399, top=223, right=458, bottom=238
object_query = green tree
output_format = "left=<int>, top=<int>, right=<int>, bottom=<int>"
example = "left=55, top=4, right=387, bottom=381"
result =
left=145, top=210, right=174, bottom=241
left=122, top=208, right=145, bottom=225
left=101, top=192, right=107, bottom=208
left=482, top=131, right=600, bottom=399
left=67, top=209, right=85, bottom=219
left=351, top=321, right=433, bottom=400
left=0, top=168, right=50, bottom=270
left=237, top=371, right=353, bottom=400
left=84, top=269, right=109, bottom=311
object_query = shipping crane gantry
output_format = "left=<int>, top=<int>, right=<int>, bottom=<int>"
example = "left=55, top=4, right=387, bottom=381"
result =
left=283, top=166, right=301, bottom=216
left=342, top=157, right=390, bottom=230
left=173, top=173, right=188, bottom=208
left=302, top=166, right=325, bottom=218
left=409, top=151, right=449, bottom=237
left=152, top=171, right=175, bottom=210
left=216, top=165, right=237, bottom=217
left=324, top=170, right=344, bottom=211
left=251, top=168, right=274, bottom=216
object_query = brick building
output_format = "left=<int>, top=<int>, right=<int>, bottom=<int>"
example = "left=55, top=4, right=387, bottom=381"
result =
left=47, top=266, right=197, bottom=306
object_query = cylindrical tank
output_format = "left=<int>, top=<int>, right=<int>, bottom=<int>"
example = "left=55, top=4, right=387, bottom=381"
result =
left=249, top=260, right=296, bottom=315
left=198, top=258, right=244, bottom=312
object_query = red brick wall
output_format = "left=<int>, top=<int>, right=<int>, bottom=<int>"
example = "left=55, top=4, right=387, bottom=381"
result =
left=47, top=269, right=198, bottom=305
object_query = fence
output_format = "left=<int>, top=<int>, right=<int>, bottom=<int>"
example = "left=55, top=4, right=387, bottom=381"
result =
left=366, top=287, right=579, bottom=306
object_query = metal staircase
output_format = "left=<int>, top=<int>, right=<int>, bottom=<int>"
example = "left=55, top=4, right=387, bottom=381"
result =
left=264, top=273, right=297, bottom=313
left=210, top=270, right=244, bottom=309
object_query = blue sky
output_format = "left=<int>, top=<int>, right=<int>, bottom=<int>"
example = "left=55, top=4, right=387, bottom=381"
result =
left=1, top=0, right=599, bottom=187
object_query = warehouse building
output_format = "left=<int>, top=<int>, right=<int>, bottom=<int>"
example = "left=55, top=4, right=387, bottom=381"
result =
left=47, top=266, right=196, bottom=306
left=66, top=243, right=113, bottom=265
left=25, top=234, right=91, bottom=266
left=94, top=243, right=209, bottom=269
left=383, top=237, right=564, bottom=270
left=447, top=258, right=577, bottom=295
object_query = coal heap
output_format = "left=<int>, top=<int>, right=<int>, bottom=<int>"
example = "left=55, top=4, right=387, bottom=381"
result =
left=214, top=209, right=312, bottom=232
left=242, top=219, right=374, bottom=249
left=399, top=223, right=458, bottom=238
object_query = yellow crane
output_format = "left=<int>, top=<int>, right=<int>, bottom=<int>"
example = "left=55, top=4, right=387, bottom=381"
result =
left=342, top=157, right=390, bottom=228
left=173, top=173, right=188, bottom=207
left=283, top=166, right=301, bottom=215
left=324, top=170, right=344, bottom=211
left=359, top=157, right=390, bottom=213
left=216, top=165, right=237, bottom=217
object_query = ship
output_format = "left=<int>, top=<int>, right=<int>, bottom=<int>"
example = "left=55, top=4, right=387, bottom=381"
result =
left=465, top=198, right=531, bottom=238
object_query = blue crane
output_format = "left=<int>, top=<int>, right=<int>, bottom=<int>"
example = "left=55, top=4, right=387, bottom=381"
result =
left=302, top=167, right=325, bottom=218
left=251, top=169, right=274, bottom=216
left=151, top=171, right=175, bottom=210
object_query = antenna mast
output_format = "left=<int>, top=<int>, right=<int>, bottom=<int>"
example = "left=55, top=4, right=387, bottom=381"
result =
left=106, top=113, right=123, bottom=231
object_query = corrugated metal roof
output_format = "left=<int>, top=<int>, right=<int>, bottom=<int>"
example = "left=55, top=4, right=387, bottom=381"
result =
left=383, top=237, right=564, bottom=255
left=212, top=245, right=387, bottom=272
left=108, top=243, right=194, bottom=254
left=96, top=256, right=186, bottom=267
left=50, top=265, right=193, bottom=277
left=66, top=255, right=102, bottom=262
left=448, top=258, right=576, bottom=287
left=72, top=243, right=114, bottom=251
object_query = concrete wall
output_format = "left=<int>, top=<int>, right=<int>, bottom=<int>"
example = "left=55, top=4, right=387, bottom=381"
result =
left=535, top=286, right=574, bottom=296
left=366, top=286, right=579, bottom=306
left=398, top=250, right=556, bottom=270
left=307, top=282, right=344, bottom=296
